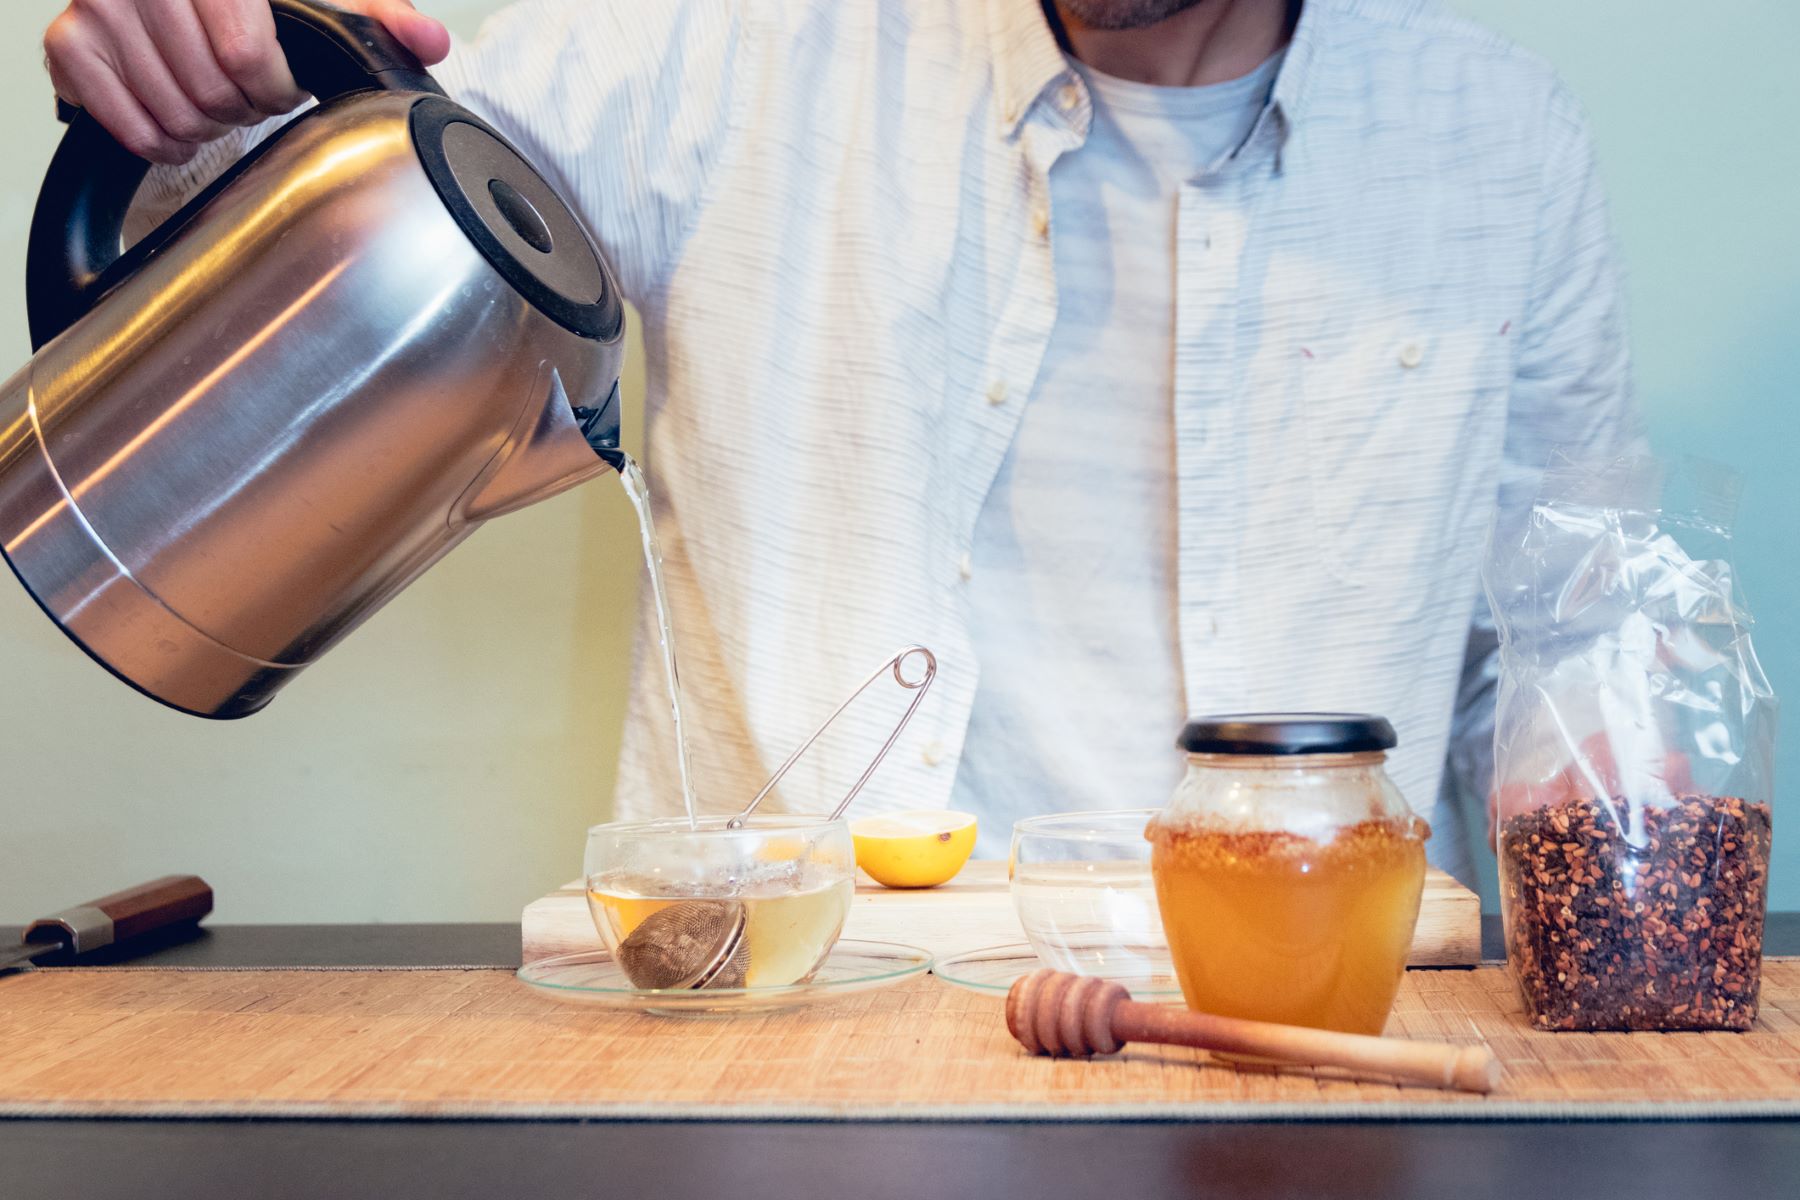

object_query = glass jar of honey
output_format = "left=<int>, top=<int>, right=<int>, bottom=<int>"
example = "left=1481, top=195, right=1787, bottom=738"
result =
left=1147, top=714, right=1429, bottom=1035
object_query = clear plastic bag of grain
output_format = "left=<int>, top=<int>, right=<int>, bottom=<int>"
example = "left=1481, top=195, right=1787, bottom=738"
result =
left=1485, top=455, right=1777, bottom=1031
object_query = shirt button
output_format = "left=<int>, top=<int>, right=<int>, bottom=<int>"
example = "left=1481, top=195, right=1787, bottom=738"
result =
left=1030, top=206, right=1050, bottom=240
left=1056, top=83, right=1080, bottom=112
left=1199, top=612, right=1219, bottom=637
left=1398, top=342, right=1425, bottom=369
left=922, top=740, right=946, bottom=767
left=985, top=379, right=1008, bottom=406
left=958, top=553, right=974, bottom=581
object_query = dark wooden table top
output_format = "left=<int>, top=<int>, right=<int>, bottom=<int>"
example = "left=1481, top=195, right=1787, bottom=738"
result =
left=4, top=917, right=1797, bottom=1200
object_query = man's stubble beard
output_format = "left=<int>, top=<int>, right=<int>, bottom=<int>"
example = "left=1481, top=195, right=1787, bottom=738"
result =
left=1052, top=0, right=1210, bottom=32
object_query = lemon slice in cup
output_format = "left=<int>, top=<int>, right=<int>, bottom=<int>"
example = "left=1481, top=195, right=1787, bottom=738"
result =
left=851, top=811, right=978, bottom=888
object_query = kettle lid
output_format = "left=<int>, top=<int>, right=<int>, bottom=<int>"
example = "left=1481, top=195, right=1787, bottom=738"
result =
left=411, top=97, right=623, bottom=342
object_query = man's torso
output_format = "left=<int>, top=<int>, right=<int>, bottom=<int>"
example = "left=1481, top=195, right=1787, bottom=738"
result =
left=429, top=0, right=1584, bottom=834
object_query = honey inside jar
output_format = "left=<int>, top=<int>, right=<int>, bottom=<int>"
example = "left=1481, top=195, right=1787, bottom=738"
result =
left=1148, top=817, right=1427, bottom=1034
left=1150, top=715, right=1429, bottom=1037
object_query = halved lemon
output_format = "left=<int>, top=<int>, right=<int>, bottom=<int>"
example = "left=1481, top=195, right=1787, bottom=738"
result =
left=851, top=810, right=978, bottom=888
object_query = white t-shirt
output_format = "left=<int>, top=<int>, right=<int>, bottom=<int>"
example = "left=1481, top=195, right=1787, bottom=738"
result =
left=953, top=53, right=1285, bottom=855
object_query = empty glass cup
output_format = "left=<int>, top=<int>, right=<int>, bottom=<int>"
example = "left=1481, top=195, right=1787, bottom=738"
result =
left=1009, top=810, right=1170, bottom=981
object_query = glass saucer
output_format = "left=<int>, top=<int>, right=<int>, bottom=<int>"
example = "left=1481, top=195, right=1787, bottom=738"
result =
left=517, top=939, right=932, bottom=1016
left=933, top=943, right=1185, bottom=1001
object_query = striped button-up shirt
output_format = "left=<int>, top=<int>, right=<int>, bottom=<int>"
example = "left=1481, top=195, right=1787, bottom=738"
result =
left=153, top=0, right=1640, bottom=877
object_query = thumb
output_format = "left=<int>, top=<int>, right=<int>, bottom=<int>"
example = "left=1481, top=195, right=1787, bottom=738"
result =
left=366, top=1, right=453, bottom=66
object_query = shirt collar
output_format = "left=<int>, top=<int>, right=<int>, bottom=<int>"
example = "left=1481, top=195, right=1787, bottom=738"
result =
left=988, top=0, right=1077, bottom=138
left=1265, top=0, right=1323, bottom=145
left=990, top=0, right=1327, bottom=146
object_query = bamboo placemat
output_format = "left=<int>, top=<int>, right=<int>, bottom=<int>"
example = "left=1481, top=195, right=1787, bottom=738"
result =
left=2, top=962, right=1799, bottom=1121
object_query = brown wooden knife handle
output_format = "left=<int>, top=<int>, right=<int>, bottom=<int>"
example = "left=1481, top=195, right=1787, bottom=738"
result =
left=24, top=875, right=213, bottom=953
left=89, top=875, right=213, bottom=940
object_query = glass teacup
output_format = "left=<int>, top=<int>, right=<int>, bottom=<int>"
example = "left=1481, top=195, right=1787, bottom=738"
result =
left=585, top=815, right=856, bottom=990
left=1010, top=809, right=1170, bottom=981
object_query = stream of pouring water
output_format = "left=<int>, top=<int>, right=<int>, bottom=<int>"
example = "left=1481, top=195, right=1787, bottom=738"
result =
left=617, top=456, right=700, bottom=828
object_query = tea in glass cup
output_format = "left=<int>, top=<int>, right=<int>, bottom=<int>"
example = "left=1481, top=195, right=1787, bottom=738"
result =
left=585, top=815, right=855, bottom=990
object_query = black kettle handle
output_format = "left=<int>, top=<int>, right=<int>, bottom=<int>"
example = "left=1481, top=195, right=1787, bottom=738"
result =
left=26, top=0, right=443, bottom=350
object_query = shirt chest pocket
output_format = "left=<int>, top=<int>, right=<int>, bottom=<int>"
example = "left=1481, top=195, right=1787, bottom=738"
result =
left=1298, top=314, right=1512, bottom=596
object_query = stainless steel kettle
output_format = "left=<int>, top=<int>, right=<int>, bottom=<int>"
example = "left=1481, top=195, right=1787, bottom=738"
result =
left=0, top=0, right=627, bottom=719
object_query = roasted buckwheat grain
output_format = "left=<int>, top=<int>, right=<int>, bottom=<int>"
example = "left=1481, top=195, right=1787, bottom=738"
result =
left=1500, top=794, right=1771, bottom=1031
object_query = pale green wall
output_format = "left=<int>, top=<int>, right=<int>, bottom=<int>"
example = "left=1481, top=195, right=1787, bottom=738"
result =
left=0, top=2, right=1794, bottom=920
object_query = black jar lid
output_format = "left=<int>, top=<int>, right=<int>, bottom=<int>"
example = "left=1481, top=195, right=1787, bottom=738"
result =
left=1178, top=714, right=1397, bottom=756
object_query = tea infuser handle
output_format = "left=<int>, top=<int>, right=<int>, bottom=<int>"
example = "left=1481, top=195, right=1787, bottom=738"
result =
left=27, top=0, right=443, bottom=349
left=729, top=646, right=938, bottom=827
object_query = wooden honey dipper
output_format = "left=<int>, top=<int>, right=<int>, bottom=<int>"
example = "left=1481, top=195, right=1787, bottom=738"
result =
left=1005, top=970, right=1500, bottom=1095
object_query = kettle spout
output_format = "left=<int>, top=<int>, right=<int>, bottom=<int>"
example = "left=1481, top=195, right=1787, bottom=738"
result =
left=458, top=368, right=622, bottom=523
left=573, top=381, right=629, bottom=472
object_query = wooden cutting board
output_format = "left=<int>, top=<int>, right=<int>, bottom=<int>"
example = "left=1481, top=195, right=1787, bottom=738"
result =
left=521, top=860, right=1482, bottom=966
